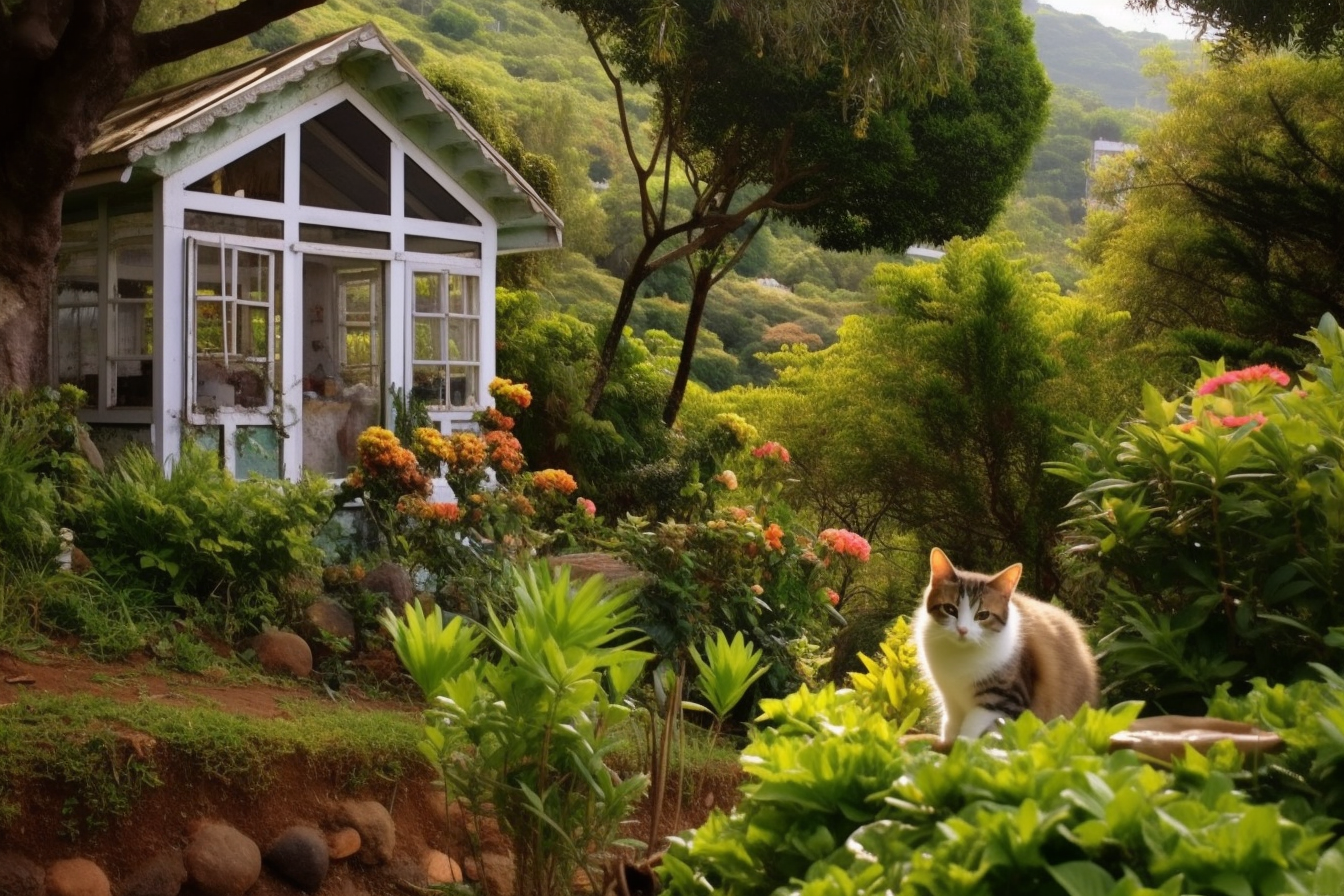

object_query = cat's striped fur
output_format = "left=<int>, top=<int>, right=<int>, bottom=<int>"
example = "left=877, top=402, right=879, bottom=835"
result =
left=914, top=548, right=1098, bottom=741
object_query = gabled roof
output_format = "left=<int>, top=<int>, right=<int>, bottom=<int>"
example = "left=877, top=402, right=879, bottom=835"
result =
left=81, top=24, right=561, bottom=252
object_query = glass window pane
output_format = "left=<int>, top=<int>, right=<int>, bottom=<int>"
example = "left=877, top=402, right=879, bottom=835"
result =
left=186, top=137, right=285, bottom=202
left=196, top=300, right=225, bottom=354
left=110, top=359, right=153, bottom=408
left=404, top=235, right=481, bottom=257
left=55, top=307, right=99, bottom=405
left=414, top=274, right=443, bottom=314
left=448, top=366, right=476, bottom=407
left=448, top=319, right=466, bottom=361
left=196, top=245, right=223, bottom=297
left=300, top=101, right=391, bottom=215
left=464, top=278, right=479, bottom=316
left=112, top=302, right=152, bottom=356
left=404, top=157, right=479, bottom=224
left=183, top=211, right=284, bottom=239
left=415, top=318, right=444, bottom=361
left=236, top=305, right=268, bottom=359
left=464, top=319, right=479, bottom=361
left=412, top=364, right=446, bottom=406
left=237, top=252, right=270, bottom=302
left=297, top=224, right=390, bottom=250
left=448, top=275, right=464, bottom=315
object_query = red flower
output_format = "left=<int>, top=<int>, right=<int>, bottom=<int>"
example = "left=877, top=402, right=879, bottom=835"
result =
left=1197, top=364, right=1291, bottom=395
left=1220, top=412, right=1268, bottom=429
left=752, top=441, right=791, bottom=463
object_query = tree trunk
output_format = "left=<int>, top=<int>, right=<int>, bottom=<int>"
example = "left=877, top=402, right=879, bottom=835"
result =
left=662, top=264, right=715, bottom=426
left=584, top=241, right=658, bottom=414
left=0, top=0, right=324, bottom=391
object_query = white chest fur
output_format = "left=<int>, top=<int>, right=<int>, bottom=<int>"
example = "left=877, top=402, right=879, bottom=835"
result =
left=914, top=597, right=1022, bottom=733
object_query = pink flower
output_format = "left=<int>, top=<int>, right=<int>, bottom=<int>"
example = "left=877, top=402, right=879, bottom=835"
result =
left=1220, top=412, right=1268, bottom=429
left=714, top=470, right=739, bottom=490
left=752, top=441, right=791, bottom=463
left=817, top=528, right=871, bottom=563
left=826, top=588, right=840, bottom=607
left=1197, top=364, right=1291, bottom=395
left=576, top=497, right=596, bottom=517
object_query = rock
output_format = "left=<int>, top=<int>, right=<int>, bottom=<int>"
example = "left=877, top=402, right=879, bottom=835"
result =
left=304, top=597, right=357, bottom=645
left=77, top=429, right=104, bottom=474
left=334, top=800, right=395, bottom=865
left=184, top=821, right=262, bottom=896
left=383, top=858, right=425, bottom=889
left=326, top=827, right=361, bottom=861
left=465, top=853, right=514, bottom=896
left=43, top=858, right=110, bottom=896
left=251, top=630, right=312, bottom=678
left=420, top=850, right=462, bottom=885
left=361, top=562, right=413, bottom=608
left=265, top=826, right=329, bottom=892
left=119, top=851, right=187, bottom=896
left=0, top=853, right=43, bottom=896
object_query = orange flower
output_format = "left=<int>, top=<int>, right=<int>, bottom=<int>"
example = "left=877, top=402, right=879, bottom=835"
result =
left=714, top=470, right=739, bottom=490
left=533, top=468, right=578, bottom=494
left=763, top=522, right=785, bottom=552
left=486, top=430, right=525, bottom=475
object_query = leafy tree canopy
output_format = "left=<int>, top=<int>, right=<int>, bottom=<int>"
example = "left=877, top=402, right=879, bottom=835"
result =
left=1078, top=53, right=1344, bottom=358
left=1132, top=0, right=1344, bottom=58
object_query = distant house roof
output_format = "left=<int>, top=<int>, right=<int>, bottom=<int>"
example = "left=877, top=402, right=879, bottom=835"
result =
left=78, top=23, right=561, bottom=253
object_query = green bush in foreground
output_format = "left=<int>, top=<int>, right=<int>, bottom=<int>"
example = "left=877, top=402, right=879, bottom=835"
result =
left=659, top=686, right=1343, bottom=896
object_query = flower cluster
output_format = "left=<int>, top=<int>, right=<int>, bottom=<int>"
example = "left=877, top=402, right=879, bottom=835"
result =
left=485, top=430, right=525, bottom=476
left=351, top=427, right=430, bottom=497
left=714, top=470, right=739, bottom=491
left=477, top=406, right=515, bottom=432
left=753, top=441, right=791, bottom=464
left=445, top=432, right=487, bottom=474
left=817, top=528, right=871, bottom=564
left=763, top=522, right=785, bottom=552
left=1197, top=364, right=1291, bottom=395
left=576, top=497, right=596, bottom=517
left=1219, top=412, right=1268, bottom=429
left=396, top=496, right=462, bottom=523
left=714, top=413, right=759, bottom=449
left=532, top=468, right=578, bottom=495
left=489, top=377, right=532, bottom=413
left=411, top=426, right=454, bottom=467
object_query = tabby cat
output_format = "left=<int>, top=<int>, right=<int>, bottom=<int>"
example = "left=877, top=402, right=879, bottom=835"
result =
left=914, top=547, right=1098, bottom=741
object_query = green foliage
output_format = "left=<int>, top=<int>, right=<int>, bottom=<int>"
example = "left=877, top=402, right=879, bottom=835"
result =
left=1129, top=0, right=1344, bottom=58
left=1079, top=53, right=1344, bottom=355
left=0, top=389, right=66, bottom=565
left=660, top=691, right=1336, bottom=896
left=1208, top=668, right=1344, bottom=822
left=687, top=630, right=768, bottom=734
left=248, top=19, right=301, bottom=52
left=382, top=600, right=483, bottom=700
left=1050, top=315, right=1344, bottom=707
left=427, top=1, right=481, bottom=40
left=413, top=562, right=651, bottom=896
left=847, top=616, right=930, bottom=727
left=74, top=442, right=331, bottom=639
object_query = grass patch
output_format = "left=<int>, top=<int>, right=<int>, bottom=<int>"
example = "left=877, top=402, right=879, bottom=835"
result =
left=0, top=691, right=426, bottom=837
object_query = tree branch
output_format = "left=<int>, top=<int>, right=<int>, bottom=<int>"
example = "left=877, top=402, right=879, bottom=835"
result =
left=135, top=0, right=323, bottom=68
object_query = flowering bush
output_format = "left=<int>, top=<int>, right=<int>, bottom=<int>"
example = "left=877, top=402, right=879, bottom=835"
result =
left=1050, top=314, right=1344, bottom=706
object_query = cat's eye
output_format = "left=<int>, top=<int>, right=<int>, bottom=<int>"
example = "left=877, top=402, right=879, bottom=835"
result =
left=936, top=603, right=957, bottom=616
left=975, top=611, right=991, bottom=622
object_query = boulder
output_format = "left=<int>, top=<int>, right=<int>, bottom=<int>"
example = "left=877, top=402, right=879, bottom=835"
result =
left=326, top=827, right=361, bottom=861
left=251, top=630, right=312, bottom=678
left=264, top=826, right=329, bottom=892
left=334, top=800, right=395, bottom=865
left=463, top=853, right=514, bottom=896
left=184, top=821, right=262, bottom=896
left=361, top=562, right=413, bottom=608
left=43, top=858, right=110, bottom=896
left=420, top=850, right=463, bottom=885
left=304, top=597, right=357, bottom=645
left=0, top=852, right=43, bottom=896
left=119, top=851, right=187, bottom=896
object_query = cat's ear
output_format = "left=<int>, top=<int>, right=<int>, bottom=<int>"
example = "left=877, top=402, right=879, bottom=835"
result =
left=929, top=548, right=956, bottom=588
left=986, top=563, right=1023, bottom=597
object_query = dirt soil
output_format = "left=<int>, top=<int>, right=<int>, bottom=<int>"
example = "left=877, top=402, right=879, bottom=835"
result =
left=0, top=647, right=743, bottom=894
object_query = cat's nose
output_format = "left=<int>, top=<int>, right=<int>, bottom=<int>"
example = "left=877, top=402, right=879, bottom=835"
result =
left=956, top=626, right=968, bottom=636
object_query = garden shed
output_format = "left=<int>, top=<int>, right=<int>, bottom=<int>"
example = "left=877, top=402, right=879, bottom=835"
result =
left=53, top=23, right=562, bottom=482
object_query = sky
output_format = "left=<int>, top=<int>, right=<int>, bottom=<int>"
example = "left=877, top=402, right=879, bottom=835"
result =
left=1039, top=1, right=1198, bottom=40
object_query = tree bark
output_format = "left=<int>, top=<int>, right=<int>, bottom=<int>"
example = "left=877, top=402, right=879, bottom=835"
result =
left=0, top=0, right=323, bottom=390
left=661, top=264, right=715, bottom=426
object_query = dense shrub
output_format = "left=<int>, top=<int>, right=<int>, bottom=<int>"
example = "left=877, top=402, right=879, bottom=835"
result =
left=74, top=442, right=331, bottom=638
left=428, top=2, right=481, bottom=41
left=660, top=688, right=1342, bottom=895
left=1051, top=314, right=1344, bottom=708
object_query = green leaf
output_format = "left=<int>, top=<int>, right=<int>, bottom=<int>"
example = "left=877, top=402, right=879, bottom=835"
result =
left=1047, top=861, right=1117, bottom=896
